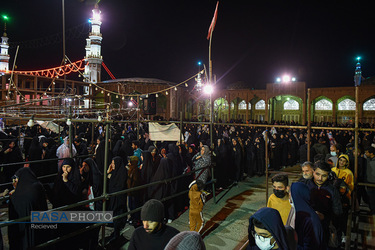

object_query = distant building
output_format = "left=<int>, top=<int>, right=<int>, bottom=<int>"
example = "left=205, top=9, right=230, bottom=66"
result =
left=1, top=4, right=375, bottom=125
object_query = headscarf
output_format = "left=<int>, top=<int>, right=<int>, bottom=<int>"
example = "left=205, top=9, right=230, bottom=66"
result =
left=82, top=157, right=103, bottom=198
left=247, top=207, right=290, bottom=250
left=290, top=182, right=324, bottom=249
left=108, top=156, right=127, bottom=193
left=8, top=167, right=48, bottom=249
left=141, top=150, right=154, bottom=184
left=148, top=158, right=172, bottom=200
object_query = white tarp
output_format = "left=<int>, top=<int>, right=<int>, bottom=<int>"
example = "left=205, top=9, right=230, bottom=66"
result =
left=149, top=122, right=181, bottom=141
left=36, top=120, right=64, bottom=134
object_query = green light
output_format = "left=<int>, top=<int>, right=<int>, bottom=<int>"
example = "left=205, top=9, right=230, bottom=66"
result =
left=2, top=15, right=8, bottom=20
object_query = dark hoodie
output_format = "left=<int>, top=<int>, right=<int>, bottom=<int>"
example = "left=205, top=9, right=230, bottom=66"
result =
left=291, top=182, right=325, bottom=250
left=247, top=207, right=292, bottom=250
left=9, top=167, right=48, bottom=249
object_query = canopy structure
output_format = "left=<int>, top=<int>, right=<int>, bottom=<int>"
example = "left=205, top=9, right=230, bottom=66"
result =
left=36, top=120, right=63, bottom=134
left=148, top=122, right=180, bottom=141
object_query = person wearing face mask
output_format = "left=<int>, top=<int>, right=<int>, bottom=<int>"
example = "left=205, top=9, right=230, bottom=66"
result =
left=325, top=144, right=339, bottom=167
left=247, top=207, right=296, bottom=250
left=267, top=174, right=291, bottom=225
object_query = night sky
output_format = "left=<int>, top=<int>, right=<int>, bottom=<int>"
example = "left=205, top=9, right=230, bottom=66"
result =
left=2, top=0, right=375, bottom=89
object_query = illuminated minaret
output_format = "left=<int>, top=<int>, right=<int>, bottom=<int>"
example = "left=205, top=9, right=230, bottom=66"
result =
left=0, top=22, right=10, bottom=73
left=83, top=4, right=103, bottom=85
left=354, top=57, right=362, bottom=86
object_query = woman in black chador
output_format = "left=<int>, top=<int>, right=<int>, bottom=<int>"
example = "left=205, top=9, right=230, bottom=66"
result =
left=107, top=156, right=127, bottom=242
left=140, top=150, right=154, bottom=202
left=1, top=139, right=23, bottom=183
left=269, top=133, right=282, bottom=171
left=27, top=136, right=43, bottom=177
left=148, top=157, right=173, bottom=219
left=8, top=167, right=48, bottom=249
left=48, top=158, right=85, bottom=250
left=80, top=157, right=103, bottom=211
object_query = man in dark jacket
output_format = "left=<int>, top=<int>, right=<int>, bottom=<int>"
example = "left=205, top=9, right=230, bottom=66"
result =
left=306, top=161, right=343, bottom=245
left=312, top=138, right=329, bottom=157
left=128, top=199, right=179, bottom=250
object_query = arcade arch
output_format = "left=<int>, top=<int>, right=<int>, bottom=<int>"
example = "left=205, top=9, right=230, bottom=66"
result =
left=337, top=96, right=355, bottom=124
left=313, top=96, right=333, bottom=122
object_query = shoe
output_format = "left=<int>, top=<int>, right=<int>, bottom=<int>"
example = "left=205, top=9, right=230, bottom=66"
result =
left=202, top=190, right=210, bottom=196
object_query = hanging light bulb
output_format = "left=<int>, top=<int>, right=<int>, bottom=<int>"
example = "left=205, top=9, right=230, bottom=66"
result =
left=146, top=94, right=149, bottom=98
left=101, top=90, right=104, bottom=94
left=27, top=116, right=35, bottom=127
left=107, top=93, right=110, bottom=96
left=156, top=93, right=159, bottom=98
left=116, top=95, right=118, bottom=98
left=122, top=96, right=125, bottom=100
left=166, top=91, right=168, bottom=95
left=98, top=115, right=102, bottom=122
left=53, top=81, right=56, bottom=85
left=174, top=87, right=177, bottom=91
left=130, top=96, right=133, bottom=101
left=95, top=87, right=98, bottom=91
left=185, top=83, right=188, bottom=87
left=66, top=118, right=72, bottom=126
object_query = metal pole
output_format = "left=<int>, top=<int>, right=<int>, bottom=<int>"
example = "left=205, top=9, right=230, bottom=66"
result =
left=307, top=89, right=311, bottom=161
left=68, top=106, right=73, bottom=158
left=101, top=122, right=109, bottom=246
left=265, top=131, right=269, bottom=206
left=180, top=111, right=183, bottom=143
left=62, top=0, right=67, bottom=101
left=345, top=86, right=359, bottom=249
left=91, top=121, right=95, bottom=146
left=137, top=96, right=140, bottom=140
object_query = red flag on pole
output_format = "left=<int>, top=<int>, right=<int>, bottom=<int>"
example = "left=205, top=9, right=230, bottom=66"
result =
left=207, top=1, right=219, bottom=40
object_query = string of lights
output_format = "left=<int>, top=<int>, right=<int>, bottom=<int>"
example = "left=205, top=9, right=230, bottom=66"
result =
left=3, top=55, right=204, bottom=118
left=11, top=59, right=87, bottom=78
left=65, top=55, right=204, bottom=99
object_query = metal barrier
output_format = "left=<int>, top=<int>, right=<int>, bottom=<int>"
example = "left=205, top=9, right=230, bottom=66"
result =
left=0, top=150, right=215, bottom=248
left=1, top=85, right=373, bottom=249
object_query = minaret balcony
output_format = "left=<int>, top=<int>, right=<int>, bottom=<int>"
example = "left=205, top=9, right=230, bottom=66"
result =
left=89, top=32, right=102, bottom=37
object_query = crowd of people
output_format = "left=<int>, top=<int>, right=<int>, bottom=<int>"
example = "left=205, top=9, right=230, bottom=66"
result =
left=0, top=119, right=374, bottom=249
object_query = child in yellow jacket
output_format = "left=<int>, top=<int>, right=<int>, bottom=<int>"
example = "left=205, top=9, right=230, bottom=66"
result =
left=188, top=180, right=205, bottom=232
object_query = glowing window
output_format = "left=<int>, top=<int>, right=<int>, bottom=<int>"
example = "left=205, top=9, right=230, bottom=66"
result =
left=239, top=100, right=247, bottom=110
left=214, top=99, right=227, bottom=109
left=338, top=98, right=356, bottom=111
left=315, top=99, right=332, bottom=110
left=283, top=99, right=299, bottom=110
left=255, top=100, right=265, bottom=110
left=363, top=98, right=375, bottom=111
left=231, top=102, right=234, bottom=109
left=248, top=103, right=252, bottom=110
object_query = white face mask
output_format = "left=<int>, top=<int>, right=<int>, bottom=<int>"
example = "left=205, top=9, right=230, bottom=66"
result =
left=331, top=151, right=337, bottom=156
left=255, top=233, right=276, bottom=250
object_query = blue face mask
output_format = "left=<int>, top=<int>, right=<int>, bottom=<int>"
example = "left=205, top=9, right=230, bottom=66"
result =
left=254, top=234, right=276, bottom=250
left=254, top=233, right=276, bottom=250
left=331, top=151, right=337, bottom=156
